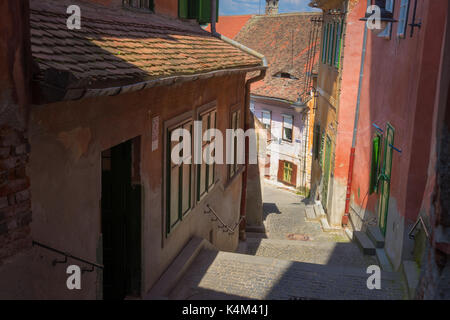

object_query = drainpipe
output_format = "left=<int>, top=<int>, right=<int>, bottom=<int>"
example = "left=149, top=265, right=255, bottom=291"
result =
left=342, top=1, right=369, bottom=226
left=210, top=0, right=268, bottom=240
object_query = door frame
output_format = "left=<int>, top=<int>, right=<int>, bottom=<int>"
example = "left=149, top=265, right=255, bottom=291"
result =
left=377, top=123, right=395, bottom=236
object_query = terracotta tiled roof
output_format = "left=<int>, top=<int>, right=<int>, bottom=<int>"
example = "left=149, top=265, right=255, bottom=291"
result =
left=204, top=15, right=253, bottom=39
left=234, top=13, right=322, bottom=103
left=29, top=0, right=261, bottom=91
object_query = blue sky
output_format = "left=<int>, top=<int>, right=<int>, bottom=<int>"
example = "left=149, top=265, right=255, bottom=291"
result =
left=219, top=0, right=320, bottom=16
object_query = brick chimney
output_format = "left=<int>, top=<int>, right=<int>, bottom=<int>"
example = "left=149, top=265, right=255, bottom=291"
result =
left=265, top=0, right=279, bottom=15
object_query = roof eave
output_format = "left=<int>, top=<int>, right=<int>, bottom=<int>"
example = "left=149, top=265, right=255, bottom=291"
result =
left=33, top=64, right=265, bottom=105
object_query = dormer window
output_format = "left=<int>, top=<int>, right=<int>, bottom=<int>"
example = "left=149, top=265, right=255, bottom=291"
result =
left=273, top=72, right=299, bottom=80
left=122, top=0, right=154, bottom=11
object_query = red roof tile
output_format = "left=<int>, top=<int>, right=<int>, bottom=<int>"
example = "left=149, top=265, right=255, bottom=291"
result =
left=30, top=0, right=261, bottom=90
left=234, top=13, right=322, bottom=103
left=204, top=15, right=253, bottom=39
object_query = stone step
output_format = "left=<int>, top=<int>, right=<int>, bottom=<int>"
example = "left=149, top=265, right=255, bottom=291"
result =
left=402, top=260, right=420, bottom=299
left=367, top=226, right=385, bottom=248
left=320, top=217, right=333, bottom=232
left=376, top=248, right=393, bottom=272
left=353, top=231, right=376, bottom=256
left=305, top=205, right=317, bottom=221
left=246, top=231, right=268, bottom=239
left=169, top=249, right=404, bottom=300
left=246, top=224, right=266, bottom=233
left=314, top=203, right=325, bottom=218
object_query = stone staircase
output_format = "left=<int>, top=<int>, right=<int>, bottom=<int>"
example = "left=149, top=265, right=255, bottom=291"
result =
left=350, top=226, right=394, bottom=272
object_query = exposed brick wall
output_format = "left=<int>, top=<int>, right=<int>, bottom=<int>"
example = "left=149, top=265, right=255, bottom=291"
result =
left=0, top=0, right=33, bottom=263
left=0, top=128, right=32, bottom=261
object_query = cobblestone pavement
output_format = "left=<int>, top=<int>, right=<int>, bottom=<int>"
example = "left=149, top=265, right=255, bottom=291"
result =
left=169, top=250, right=405, bottom=300
left=168, top=182, right=406, bottom=300
left=247, top=183, right=378, bottom=268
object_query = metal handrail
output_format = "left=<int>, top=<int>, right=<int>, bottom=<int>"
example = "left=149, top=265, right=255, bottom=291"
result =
left=32, top=240, right=104, bottom=272
left=408, top=216, right=430, bottom=240
left=205, top=204, right=244, bottom=235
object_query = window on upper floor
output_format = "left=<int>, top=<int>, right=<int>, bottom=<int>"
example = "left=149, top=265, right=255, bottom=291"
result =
left=322, top=20, right=343, bottom=68
left=261, top=111, right=271, bottom=142
left=123, top=0, right=154, bottom=11
left=378, top=0, right=395, bottom=39
left=179, top=0, right=219, bottom=25
left=397, top=0, right=410, bottom=38
left=282, top=114, right=293, bottom=143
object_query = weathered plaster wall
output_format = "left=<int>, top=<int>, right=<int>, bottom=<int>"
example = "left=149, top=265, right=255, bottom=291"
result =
left=0, top=0, right=33, bottom=262
left=329, top=0, right=365, bottom=228
left=349, top=0, right=448, bottom=269
left=252, top=99, right=307, bottom=188
left=21, top=73, right=247, bottom=299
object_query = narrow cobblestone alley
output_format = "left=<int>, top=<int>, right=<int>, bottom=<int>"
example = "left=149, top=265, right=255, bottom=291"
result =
left=168, top=182, right=406, bottom=300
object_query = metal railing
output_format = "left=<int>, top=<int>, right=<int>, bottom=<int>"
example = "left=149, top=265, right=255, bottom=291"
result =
left=408, top=216, right=430, bottom=240
left=204, top=204, right=244, bottom=235
left=32, top=240, right=104, bottom=273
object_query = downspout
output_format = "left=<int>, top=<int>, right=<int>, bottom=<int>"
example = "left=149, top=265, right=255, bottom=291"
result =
left=210, top=0, right=268, bottom=240
left=342, top=1, right=369, bottom=226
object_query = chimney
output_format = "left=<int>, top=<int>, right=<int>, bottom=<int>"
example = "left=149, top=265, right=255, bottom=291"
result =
left=265, top=0, right=279, bottom=15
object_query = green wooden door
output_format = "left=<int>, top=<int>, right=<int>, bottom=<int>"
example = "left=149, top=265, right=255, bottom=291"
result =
left=377, top=124, right=395, bottom=236
left=321, top=136, right=332, bottom=210
left=102, top=140, right=141, bottom=299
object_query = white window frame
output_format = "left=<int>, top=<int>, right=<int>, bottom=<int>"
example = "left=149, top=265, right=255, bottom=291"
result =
left=378, top=0, right=395, bottom=39
left=397, top=0, right=410, bottom=38
left=282, top=114, right=294, bottom=142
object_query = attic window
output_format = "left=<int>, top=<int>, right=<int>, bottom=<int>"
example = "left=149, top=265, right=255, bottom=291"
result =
left=123, top=0, right=154, bottom=11
left=273, top=72, right=299, bottom=80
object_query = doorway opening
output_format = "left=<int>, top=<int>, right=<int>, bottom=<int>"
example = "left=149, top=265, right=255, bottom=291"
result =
left=101, top=137, right=142, bottom=300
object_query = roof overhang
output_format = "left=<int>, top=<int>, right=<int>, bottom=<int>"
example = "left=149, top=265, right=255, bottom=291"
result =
left=251, top=94, right=307, bottom=111
left=309, top=0, right=345, bottom=11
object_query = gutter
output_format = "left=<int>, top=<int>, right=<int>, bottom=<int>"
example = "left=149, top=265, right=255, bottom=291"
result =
left=210, top=0, right=268, bottom=240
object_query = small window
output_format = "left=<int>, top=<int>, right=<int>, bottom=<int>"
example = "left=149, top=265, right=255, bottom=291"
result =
left=261, top=111, right=271, bottom=142
left=397, top=0, right=410, bottom=38
left=369, top=134, right=382, bottom=194
left=378, top=0, right=395, bottom=39
left=166, top=120, right=193, bottom=235
left=229, top=109, right=242, bottom=179
left=123, top=0, right=154, bottom=11
left=282, top=115, right=293, bottom=142
left=197, top=108, right=217, bottom=201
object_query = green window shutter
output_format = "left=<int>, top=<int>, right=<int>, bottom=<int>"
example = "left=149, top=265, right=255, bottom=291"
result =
left=369, top=135, right=381, bottom=194
left=179, top=0, right=189, bottom=18
left=323, top=24, right=328, bottom=63
left=197, top=0, right=219, bottom=25
left=319, top=131, right=325, bottom=167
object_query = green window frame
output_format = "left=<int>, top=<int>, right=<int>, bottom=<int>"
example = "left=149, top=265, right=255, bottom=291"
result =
left=322, top=24, right=328, bottom=63
left=166, top=120, right=193, bottom=235
left=328, top=23, right=334, bottom=65
left=318, top=131, right=325, bottom=167
left=179, top=0, right=219, bottom=25
left=369, top=134, right=382, bottom=194
left=197, top=108, right=217, bottom=201
left=229, top=108, right=241, bottom=179
left=122, top=0, right=154, bottom=11
left=334, top=20, right=343, bottom=68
